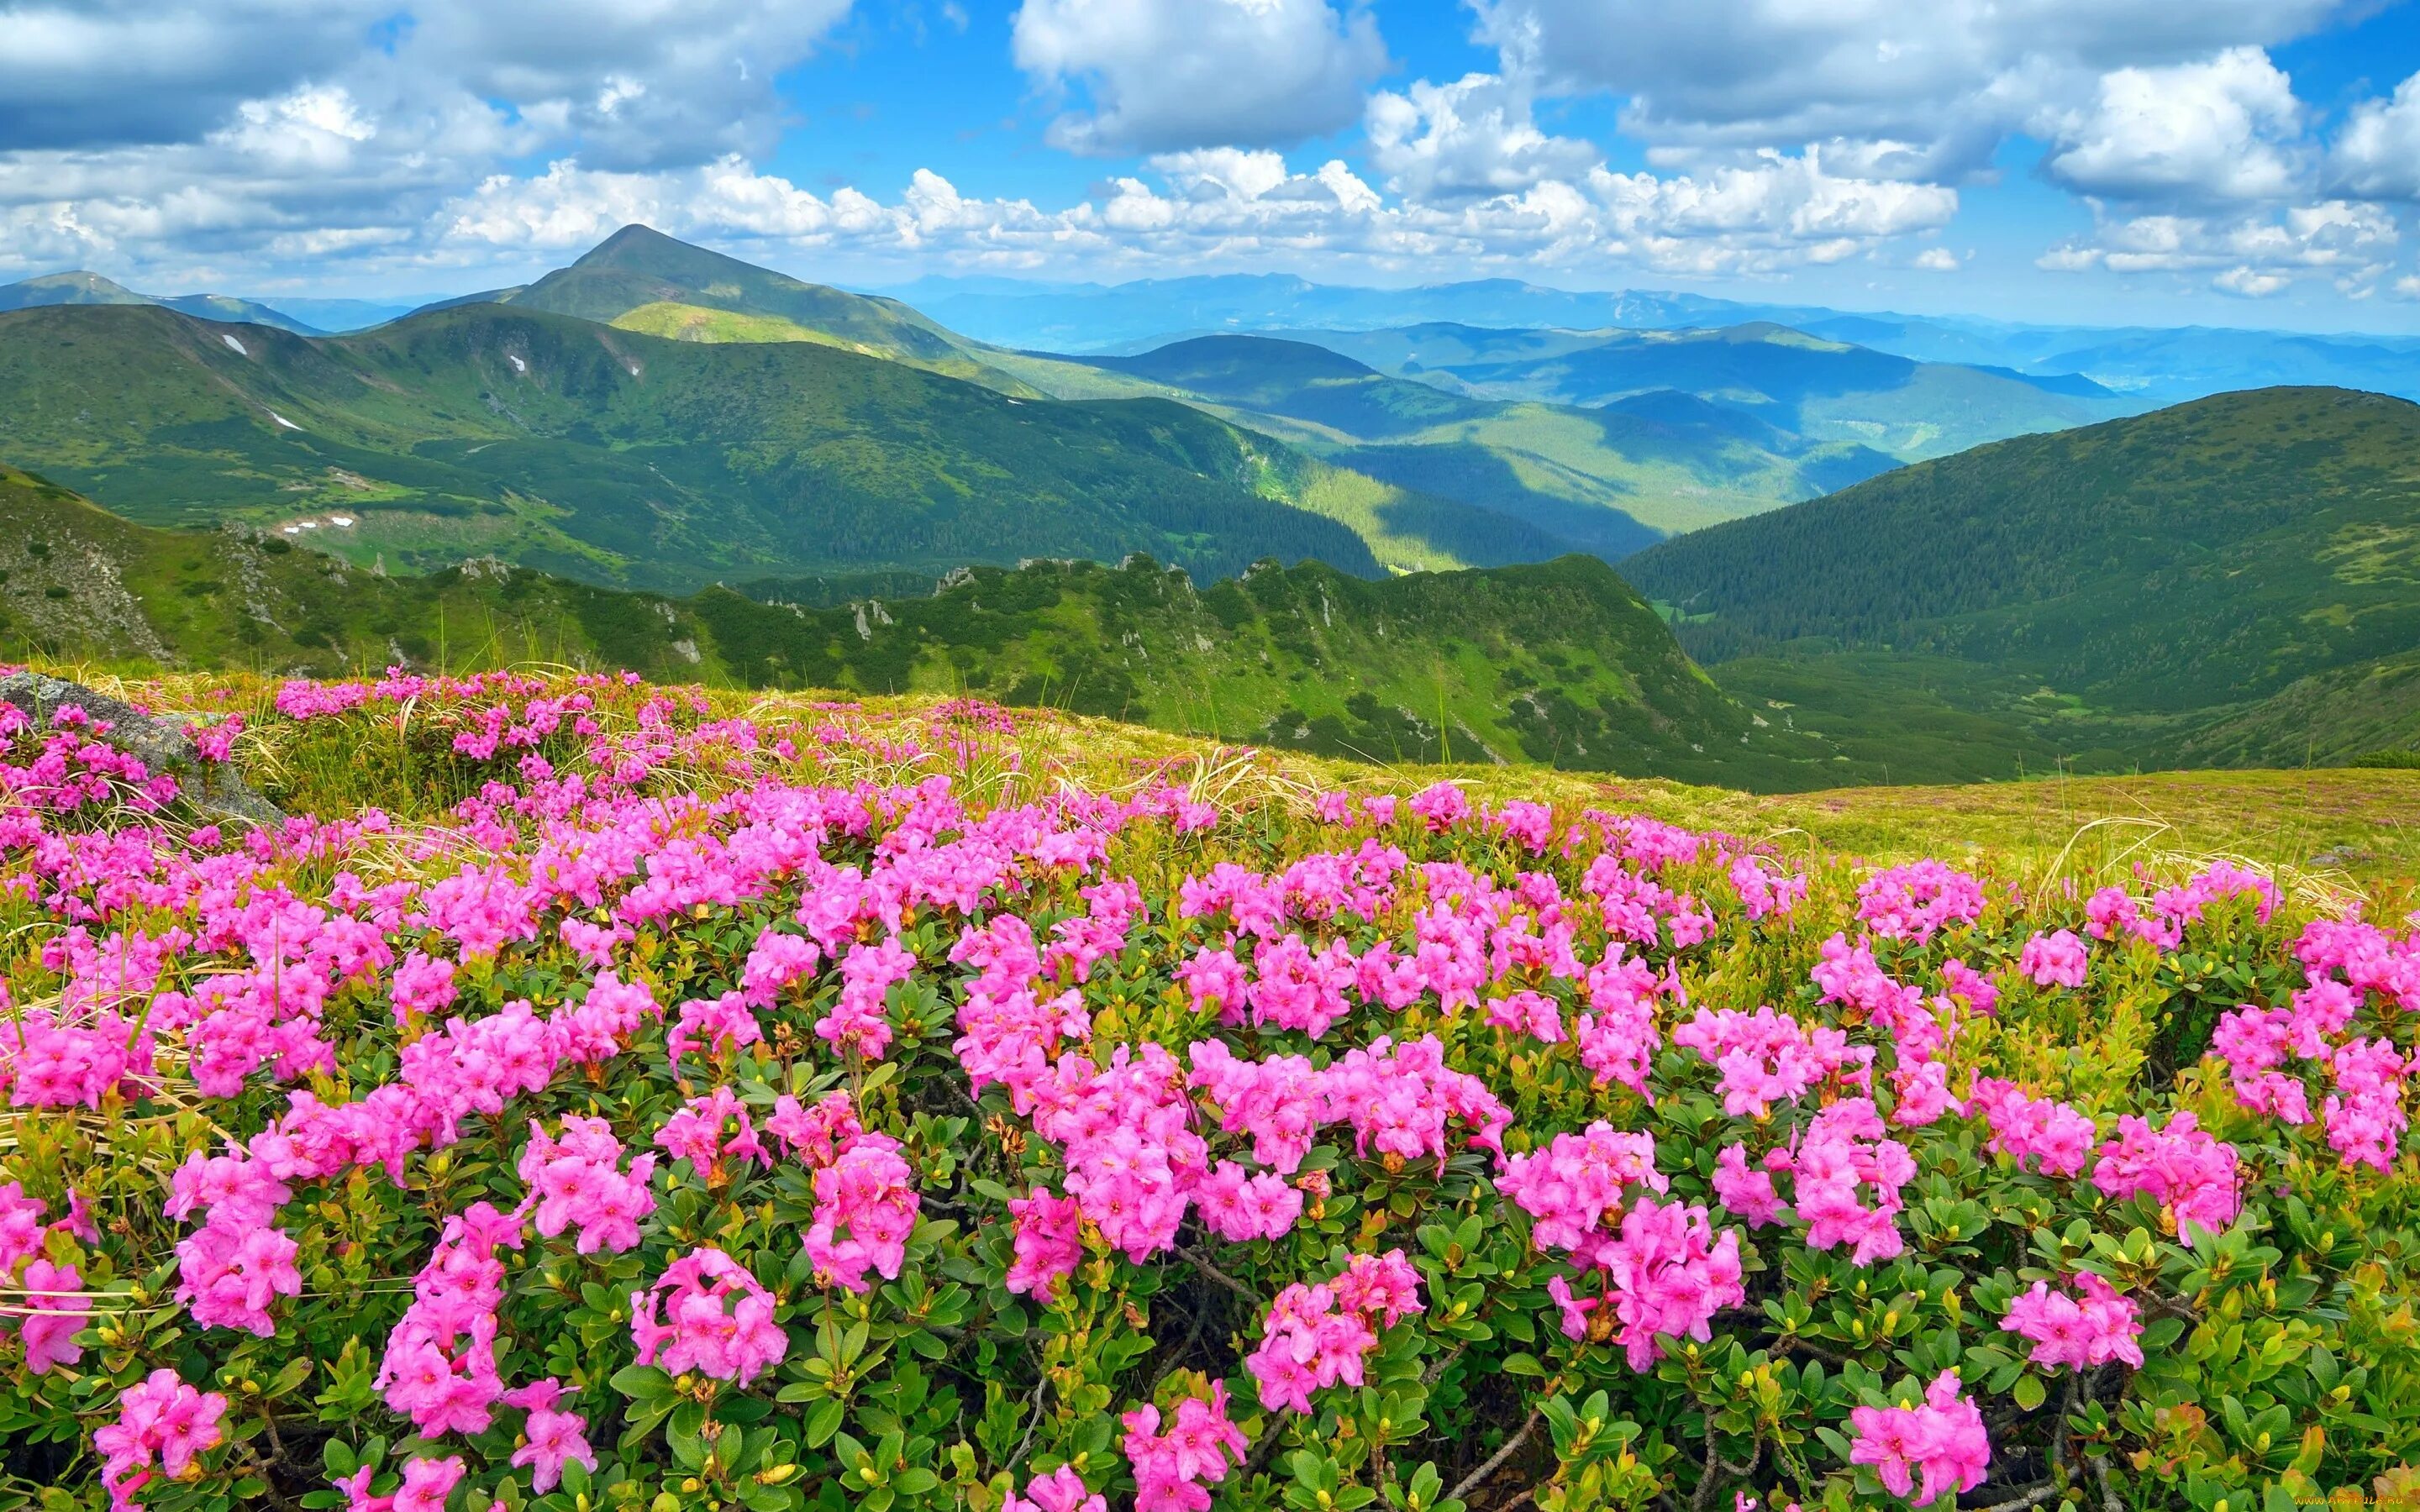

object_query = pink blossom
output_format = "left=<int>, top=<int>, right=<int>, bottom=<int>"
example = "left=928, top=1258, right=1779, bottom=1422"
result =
left=1848, top=1371, right=1991, bottom=1506
left=2002, top=1273, right=2144, bottom=1371
left=1123, top=1383, right=1249, bottom=1512
left=95, top=1369, right=228, bottom=1512
left=2018, top=929, right=2090, bottom=989
left=2092, top=1112, right=2240, bottom=1241
left=629, top=1247, right=786, bottom=1385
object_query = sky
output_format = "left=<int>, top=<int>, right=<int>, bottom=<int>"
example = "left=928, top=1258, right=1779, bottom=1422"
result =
left=5, top=0, right=2420, bottom=332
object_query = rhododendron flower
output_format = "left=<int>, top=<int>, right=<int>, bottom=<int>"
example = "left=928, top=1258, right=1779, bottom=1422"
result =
left=2018, top=929, right=2089, bottom=989
left=2091, top=1111, right=2240, bottom=1241
left=8, top=1257, right=90, bottom=1373
left=95, top=1370, right=227, bottom=1512
left=1970, top=1079, right=2096, bottom=1178
left=175, top=1219, right=302, bottom=1335
left=1123, top=1383, right=1249, bottom=1512
left=629, top=1248, right=786, bottom=1385
left=1848, top=1371, right=1990, bottom=1506
left=519, top=1115, right=655, bottom=1254
left=1006, top=1185, right=1084, bottom=1301
left=1005, top=1464, right=1108, bottom=1512
left=1597, top=1197, right=1745, bottom=1370
left=503, top=1378, right=597, bottom=1494
left=1246, top=1251, right=1423, bottom=1412
left=2002, top=1273, right=2144, bottom=1370
left=804, top=1131, right=921, bottom=1292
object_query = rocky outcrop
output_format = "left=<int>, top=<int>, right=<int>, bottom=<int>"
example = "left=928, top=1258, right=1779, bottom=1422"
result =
left=0, top=672, right=282, bottom=826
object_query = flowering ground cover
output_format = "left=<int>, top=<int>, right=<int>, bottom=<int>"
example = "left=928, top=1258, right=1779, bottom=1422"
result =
left=2, top=668, right=2417, bottom=1512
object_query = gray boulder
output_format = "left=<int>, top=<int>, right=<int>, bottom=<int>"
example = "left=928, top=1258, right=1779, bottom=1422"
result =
left=0, top=672, right=282, bottom=827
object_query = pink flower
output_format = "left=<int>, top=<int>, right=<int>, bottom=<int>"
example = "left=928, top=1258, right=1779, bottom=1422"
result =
left=2018, top=929, right=2089, bottom=989
left=803, top=1132, right=921, bottom=1293
left=503, top=1378, right=597, bottom=1494
left=2091, top=1111, right=2240, bottom=1242
left=1245, top=1252, right=1423, bottom=1412
left=1124, top=1383, right=1249, bottom=1512
left=1849, top=1371, right=1991, bottom=1506
left=1005, top=1186, right=1084, bottom=1302
left=1005, top=1465, right=1107, bottom=1512
left=2001, top=1273, right=2144, bottom=1371
left=9, top=1257, right=90, bottom=1372
left=1970, top=1079, right=2096, bottom=1178
left=93, top=1369, right=229, bottom=1511
left=629, top=1247, right=787, bottom=1385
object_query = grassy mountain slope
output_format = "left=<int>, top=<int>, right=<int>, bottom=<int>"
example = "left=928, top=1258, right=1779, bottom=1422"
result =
left=0, top=464, right=727, bottom=683
left=0, top=464, right=1833, bottom=785
left=0, top=301, right=1380, bottom=589
left=500, top=224, right=1025, bottom=390
left=1624, top=386, right=2420, bottom=774
left=1047, top=333, right=1900, bottom=544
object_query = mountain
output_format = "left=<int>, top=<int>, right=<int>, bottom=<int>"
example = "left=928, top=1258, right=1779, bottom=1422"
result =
left=0, top=301, right=1380, bottom=590
left=881, top=272, right=2420, bottom=408
left=247, top=297, right=427, bottom=333
left=0, top=463, right=1834, bottom=786
left=1285, top=321, right=2134, bottom=461
left=493, top=224, right=1024, bottom=390
left=1032, top=331, right=1902, bottom=545
left=875, top=272, right=1776, bottom=354
left=0, top=270, right=323, bottom=334
left=1622, top=386, right=2420, bottom=774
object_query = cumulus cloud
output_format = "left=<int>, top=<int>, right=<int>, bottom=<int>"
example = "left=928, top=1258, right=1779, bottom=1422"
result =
left=423, top=142, right=1957, bottom=281
left=1913, top=247, right=1960, bottom=270
left=2038, top=198, right=2396, bottom=294
left=1468, top=0, right=2354, bottom=174
left=0, top=1, right=387, bottom=151
left=1010, top=0, right=1387, bottom=154
left=2039, top=48, right=2304, bottom=204
left=2333, top=71, right=2420, bottom=201
left=1365, top=72, right=1598, bottom=201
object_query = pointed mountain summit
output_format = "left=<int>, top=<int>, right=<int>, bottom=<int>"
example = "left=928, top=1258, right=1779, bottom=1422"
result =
left=498, top=223, right=1017, bottom=386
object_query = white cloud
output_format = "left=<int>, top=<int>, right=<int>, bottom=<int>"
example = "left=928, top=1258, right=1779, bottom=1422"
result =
left=1469, top=0, right=2354, bottom=175
left=2333, top=71, right=2420, bottom=201
left=419, top=142, right=1959, bottom=283
left=1009, top=0, right=1387, bottom=154
left=2039, top=48, right=2304, bottom=204
left=0, top=1, right=388, bottom=151
left=1913, top=246, right=1960, bottom=270
left=2039, top=198, right=2397, bottom=295
left=1365, top=72, right=1597, bottom=201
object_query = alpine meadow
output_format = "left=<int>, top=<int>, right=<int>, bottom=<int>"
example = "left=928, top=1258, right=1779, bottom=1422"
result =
left=6, top=7, right=2420, bottom=1512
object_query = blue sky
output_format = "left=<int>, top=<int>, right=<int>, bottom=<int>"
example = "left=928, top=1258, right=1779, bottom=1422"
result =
left=4, top=1, right=2420, bottom=332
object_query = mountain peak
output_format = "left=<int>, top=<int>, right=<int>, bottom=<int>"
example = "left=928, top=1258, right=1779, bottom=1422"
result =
left=580, top=223, right=684, bottom=261
left=0, top=270, right=151, bottom=311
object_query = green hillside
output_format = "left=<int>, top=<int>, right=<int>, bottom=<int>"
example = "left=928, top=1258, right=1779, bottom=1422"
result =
left=0, top=301, right=1380, bottom=590
left=1623, top=386, right=2420, bottom=774
left=0, top=464, right=1855, bottom=785
left=501, top=223, right=1023, bottom=389
left=1044, top=332, right=1900, bottom=543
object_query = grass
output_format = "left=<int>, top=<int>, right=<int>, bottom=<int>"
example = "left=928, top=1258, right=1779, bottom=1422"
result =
left=51, top=659, right=2420, bottom=896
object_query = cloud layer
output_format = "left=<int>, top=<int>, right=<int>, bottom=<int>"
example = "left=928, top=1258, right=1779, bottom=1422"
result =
left=0, top=0, right=2413, bottom=308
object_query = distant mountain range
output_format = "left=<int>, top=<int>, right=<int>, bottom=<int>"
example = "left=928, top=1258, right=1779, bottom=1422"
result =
left=879, top=271, right=2420, bottom=407
left=1623, top=386, right=2420, bottom=775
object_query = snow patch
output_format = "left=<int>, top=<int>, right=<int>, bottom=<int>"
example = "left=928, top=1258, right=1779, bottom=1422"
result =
left=268, top=412, right=301, bottom=431
left=221, top=333, right=247, bottom=355
left=329, top=515, right=355, bottom=528
left=507, top=354, right=527, bottom=374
